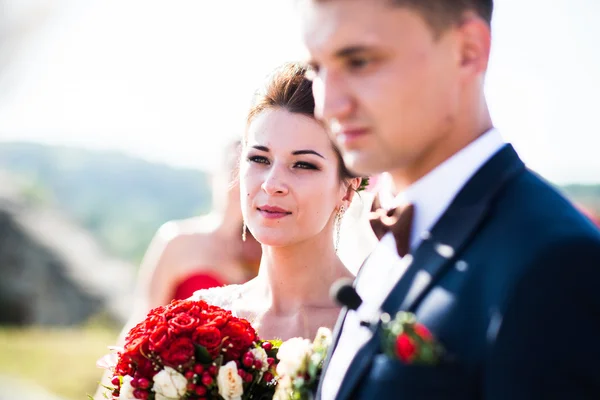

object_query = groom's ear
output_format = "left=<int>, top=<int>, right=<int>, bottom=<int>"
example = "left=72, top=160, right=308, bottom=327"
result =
left=456, top=11, right=491, bottom=77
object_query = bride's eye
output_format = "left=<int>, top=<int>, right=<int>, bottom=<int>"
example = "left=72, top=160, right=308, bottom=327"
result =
left=294, top=161, right=318, bottom=170
left=248, top=155, right=269, bottom=165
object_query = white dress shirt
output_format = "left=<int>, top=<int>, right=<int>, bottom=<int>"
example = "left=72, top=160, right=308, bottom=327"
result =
left=321, top=128, right=505, bottom=400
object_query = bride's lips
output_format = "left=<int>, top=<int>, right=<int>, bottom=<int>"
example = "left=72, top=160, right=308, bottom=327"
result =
left=257, top=205, right=292, bottom=219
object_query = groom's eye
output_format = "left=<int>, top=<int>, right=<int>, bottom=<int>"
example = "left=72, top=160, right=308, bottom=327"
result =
left=347, top=57, right=370, bottom=70
left=248, top=155, right=269, bottom=165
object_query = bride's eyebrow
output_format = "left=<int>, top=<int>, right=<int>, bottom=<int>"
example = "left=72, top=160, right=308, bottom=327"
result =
left=251, top=145, right=325, bottom=160
left=292, top=149, right=325, bottom=159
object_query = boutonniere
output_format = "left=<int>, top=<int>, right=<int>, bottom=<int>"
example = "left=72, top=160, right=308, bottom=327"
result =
left=380, top=311, right=444, bottom=365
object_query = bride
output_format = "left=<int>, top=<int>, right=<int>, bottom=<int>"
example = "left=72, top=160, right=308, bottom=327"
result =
left=94, top=62, right=372, bottom=399
left=192, top=62, right=365, bottom=341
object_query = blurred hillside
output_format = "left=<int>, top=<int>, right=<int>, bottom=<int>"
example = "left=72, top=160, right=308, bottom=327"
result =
left=0, top=142, right=212, bottom=264
left=0, top=142, right=597, bottom=266
left=560, top=184, right=600, bottom=213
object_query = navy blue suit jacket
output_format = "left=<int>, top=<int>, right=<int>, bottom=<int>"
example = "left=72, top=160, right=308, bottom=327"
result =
left=320, top=145, right=600, bottom=400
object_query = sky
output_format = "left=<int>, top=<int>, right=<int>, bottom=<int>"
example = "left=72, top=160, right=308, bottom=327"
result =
left=0, top=0, right=598, bottom=184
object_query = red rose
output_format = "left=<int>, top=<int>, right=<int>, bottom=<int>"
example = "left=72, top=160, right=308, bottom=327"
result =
left=220, top=319, right=257, bottom=361
left=134, top=357, right=156, bottom=378
left=192, top=326, right=222, bottom=354
left=145, top=314, right=167, bottom=330
left=115, top=354, right=134, bottom=377
left=413, top=324, right=433, bottom=341
left=165, top=300, right=205, bottom=320
left=124, top=335, right=149, bottom=355
left=396, top=333, right=416, bottom=363
left=168, top=313, right=200, bottom=335
left=148, top=305, right=167, bottom=317
left=202, top=309, right=231, bottom=328
left=160, top=337, right=195, bottom=367
left=125, top=320, right=147, bottom=341
left=148, top=325, right=170, bottom=352
left=234, top=319, right=257, bottom=343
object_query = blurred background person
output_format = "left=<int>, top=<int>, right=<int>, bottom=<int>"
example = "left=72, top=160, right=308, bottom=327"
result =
left=128, top=140, right=262, bottom=316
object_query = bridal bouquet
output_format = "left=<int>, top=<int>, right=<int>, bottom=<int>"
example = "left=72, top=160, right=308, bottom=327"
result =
left=98, top=299, right=279, bottom=400
left=273, top=327, right=332, bottom=400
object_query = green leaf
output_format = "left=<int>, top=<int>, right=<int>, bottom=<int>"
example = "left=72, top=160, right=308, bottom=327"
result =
left=292, top=377, right=306, bottom=390
left=266, top=338, right=284, bottom=348
left=307, top=362, right=318, bottom=380
left=215, top=354, right=224, bottom=368
left=194, top=344, right=212, bottom=364
left=419, top=346, right=434, bottom=363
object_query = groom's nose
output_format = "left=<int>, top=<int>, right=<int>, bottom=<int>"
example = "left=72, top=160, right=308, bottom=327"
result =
left=313, top=70, right=353, bottom=124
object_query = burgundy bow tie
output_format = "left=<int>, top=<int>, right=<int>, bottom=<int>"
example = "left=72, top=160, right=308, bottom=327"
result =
left=369, top=195, right=414, bottom=257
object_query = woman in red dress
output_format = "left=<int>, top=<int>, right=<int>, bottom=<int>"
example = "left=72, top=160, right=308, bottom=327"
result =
left=127, top=141, right=262, bottom=320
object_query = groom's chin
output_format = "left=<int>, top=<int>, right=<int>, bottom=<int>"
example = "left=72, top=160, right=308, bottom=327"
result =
left=342, top=151, right=388, bottom=178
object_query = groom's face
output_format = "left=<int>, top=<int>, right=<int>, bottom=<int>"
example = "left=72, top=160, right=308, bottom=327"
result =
left=300, top=0, right=466, bottom=177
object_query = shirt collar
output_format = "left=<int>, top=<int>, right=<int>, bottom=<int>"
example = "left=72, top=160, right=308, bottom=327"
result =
left=377, top=128, right=506, bottom=248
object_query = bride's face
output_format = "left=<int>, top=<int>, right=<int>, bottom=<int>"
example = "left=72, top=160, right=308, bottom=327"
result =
left=241, top=108, right=346, bottom=247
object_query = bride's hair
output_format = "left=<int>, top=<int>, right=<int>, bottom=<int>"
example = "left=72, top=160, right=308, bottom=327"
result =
left=245, top=61, right=357, bottom=183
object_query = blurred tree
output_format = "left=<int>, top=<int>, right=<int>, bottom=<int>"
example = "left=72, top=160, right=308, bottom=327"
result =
left=0, top=142, right=212, bottom=263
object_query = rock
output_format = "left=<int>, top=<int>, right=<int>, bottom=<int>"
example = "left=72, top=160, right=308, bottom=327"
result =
left=0, top=171, right=135, bottom=326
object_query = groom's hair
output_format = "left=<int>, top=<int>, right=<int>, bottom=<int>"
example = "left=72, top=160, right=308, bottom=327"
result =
left=313, top=0, right=493, bottom=36
left=391, top=0, right=493, bottom=33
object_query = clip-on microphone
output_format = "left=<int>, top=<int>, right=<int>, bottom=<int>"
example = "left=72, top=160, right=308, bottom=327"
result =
left=330, top=278, right=375, bottom=328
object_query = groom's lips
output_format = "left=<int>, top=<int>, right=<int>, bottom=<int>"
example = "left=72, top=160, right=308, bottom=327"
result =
left=337, top=127, right=370, bottom=147
left=257, top=205, right=292, bottom=219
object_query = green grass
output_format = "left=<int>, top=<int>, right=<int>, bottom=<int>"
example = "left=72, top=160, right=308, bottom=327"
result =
left=0, top=324, right=120, bottom=400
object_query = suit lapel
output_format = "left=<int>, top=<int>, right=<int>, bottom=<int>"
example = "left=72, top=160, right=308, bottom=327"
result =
left=397, top=144, right=525, bottom=312
left=395, top=204, right=486, bottom=312
left=333, top=144, right=525, bottom=400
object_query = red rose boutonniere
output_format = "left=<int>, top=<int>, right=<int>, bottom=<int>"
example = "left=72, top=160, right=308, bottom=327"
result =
left=381, top=311, right=444, bottom=364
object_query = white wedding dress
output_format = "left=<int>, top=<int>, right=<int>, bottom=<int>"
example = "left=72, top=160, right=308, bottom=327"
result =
left=191, top=284, right=244, bottom=313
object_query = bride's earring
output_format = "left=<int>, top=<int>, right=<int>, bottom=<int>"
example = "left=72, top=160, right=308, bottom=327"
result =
left=335, top=205, right=345, bottom=254
left=242, top=222, right=247, bottom=242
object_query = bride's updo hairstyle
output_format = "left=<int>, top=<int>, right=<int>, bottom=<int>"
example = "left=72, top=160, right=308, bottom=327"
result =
left=245, top=62, right=357, bottom=183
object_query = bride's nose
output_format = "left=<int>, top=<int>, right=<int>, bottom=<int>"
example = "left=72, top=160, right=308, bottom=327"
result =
left=261, top=167, right=289, bottom=196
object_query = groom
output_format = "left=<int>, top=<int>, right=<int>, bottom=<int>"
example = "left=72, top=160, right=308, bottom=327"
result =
left=297, top=0, right=600, bottom=399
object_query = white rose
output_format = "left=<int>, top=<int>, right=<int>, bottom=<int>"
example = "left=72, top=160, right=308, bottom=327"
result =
left=217, top=361, right=244, bottom=400
left=250, top=347, right=269, bottom=374
left=273, top=375, right=293, bottom=400
left=118, top=375, right=136, bottom=400
left=96, top=346, right=123, bottom=372
left=152, top=366, right=187, bottom=399
left=313, top=327, right=332, bottom=348
left=276, top=337, right=313, bottom=377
